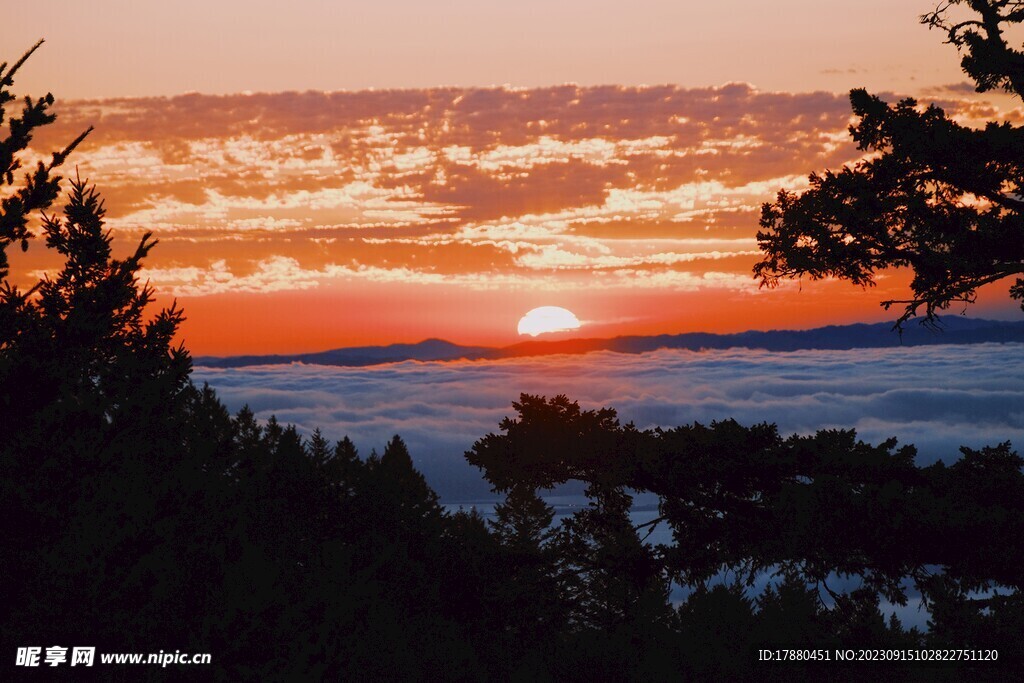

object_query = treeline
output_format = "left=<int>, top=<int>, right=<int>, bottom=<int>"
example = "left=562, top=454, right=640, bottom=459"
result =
left=6, top=378, right=1024, bottom=680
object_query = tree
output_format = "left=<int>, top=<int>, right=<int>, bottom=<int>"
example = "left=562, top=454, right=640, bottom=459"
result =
left=0, top=42, right=211, bottom=651
left=365, top=435, right=444, bottom=536
left=560, top=486, right=672, bottom=634
left=488, top=485, right=570, bottom=651
left=755, top=0, right=1024, bottom=327
left=0, top=40, right=90, bottom=286
left=467, top=395, right=1024, bottom=615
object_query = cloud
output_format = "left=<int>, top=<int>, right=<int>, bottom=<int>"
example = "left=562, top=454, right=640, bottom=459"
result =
left=192, top=342, right=1024, bottom=501
left=141, top=253, right=759, bottom=295
left=514, top=246, right=759, bottom=271
left=18, top=85, right=867, bottom=295
left=141, top=257, right=321, bottom=296
left=919, top=82, right=978, bottom=96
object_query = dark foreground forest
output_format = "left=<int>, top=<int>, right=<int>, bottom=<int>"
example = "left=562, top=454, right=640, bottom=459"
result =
left=5, top=2, right=1024, bottom=677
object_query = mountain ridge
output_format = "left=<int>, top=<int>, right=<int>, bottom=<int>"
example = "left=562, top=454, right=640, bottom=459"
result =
left=195, top=317, right=1024, bottom=369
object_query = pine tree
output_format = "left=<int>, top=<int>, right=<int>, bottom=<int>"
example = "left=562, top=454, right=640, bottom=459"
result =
left=756, top=1, right=1024, bottom=327
left=0, top=40, right=90, bottom=285
left=489, top=486, right=569, bottom=652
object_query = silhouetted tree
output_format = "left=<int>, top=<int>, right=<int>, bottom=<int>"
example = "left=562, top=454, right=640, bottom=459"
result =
left=557, top=485, right=676, bottom=681
left=754, top=573, right=836, bottom=646
left=307, top=427, right=331, bottom=464
left=676, top=583, right=757, bottom=680
left=365, top=435, right=444, bottom=538
left=0, top=40, right=90, bottom=286
left=488, top=485, right=569, bottom=658
left=755, top=0, right=1024, bottom=327
left=467, top=395, right=1024, bottom=644
left=562, top=486, right=671, bottom=633
left=0, top=40, right=207, bottom=653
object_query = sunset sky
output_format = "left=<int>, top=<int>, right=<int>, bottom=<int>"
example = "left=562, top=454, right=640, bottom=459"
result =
left=5, top=1, right=1021, bottom=354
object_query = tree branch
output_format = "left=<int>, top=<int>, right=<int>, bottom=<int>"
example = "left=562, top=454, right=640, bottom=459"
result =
left=634, top=515, right=668, bottom=543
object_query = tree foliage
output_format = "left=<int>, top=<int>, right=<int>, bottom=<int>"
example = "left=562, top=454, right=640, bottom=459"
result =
left=755, top=0, right=1024, bottom=327
left=0, top=40, right=90, bottom=284
left=467, top=394, right=1024, bottom=664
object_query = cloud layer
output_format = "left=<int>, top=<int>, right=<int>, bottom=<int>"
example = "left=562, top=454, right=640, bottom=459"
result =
left=22, top=85, right=856, bottom=297
left=33, top=85, right=1004, bottom=294
left=193, top=342, right=1024, bottom=500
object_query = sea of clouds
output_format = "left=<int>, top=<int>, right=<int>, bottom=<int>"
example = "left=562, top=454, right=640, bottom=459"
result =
left=193, top=342, right=1024, bottom=501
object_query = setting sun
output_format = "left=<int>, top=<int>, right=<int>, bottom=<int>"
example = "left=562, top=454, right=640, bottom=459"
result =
left=516, top=306, right=582, bottom=337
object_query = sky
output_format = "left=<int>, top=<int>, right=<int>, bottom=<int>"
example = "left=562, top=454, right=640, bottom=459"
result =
left=2, top=1, right=967, bottom=98
left=4, top=1, right=1022, bottom=353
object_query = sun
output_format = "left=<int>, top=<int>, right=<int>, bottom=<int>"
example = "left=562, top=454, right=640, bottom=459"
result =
left=517, top=306, right=582, bottom=337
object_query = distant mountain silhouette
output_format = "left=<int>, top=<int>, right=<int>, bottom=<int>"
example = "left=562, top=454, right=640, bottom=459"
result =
left=199, top=338, right=493, bottom=368
left=195, top=317, right=1024, bottom=368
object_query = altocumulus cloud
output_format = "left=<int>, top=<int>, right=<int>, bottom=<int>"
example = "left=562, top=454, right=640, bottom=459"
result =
left=17, top=84, right=1011, bottom=304
left=193, top=343, right=1024, bottom=500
